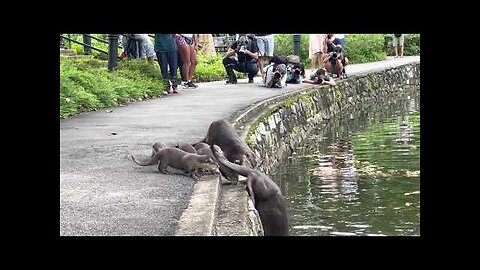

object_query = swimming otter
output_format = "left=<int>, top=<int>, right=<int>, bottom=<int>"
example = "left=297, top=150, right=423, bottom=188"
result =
left=132, top=147, right=218, bottom=180
left=211, top=144, right=288, bottom=236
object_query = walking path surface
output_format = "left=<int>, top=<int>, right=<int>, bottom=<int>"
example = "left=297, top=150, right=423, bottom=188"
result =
left=60, top=55, right=420, bottom=235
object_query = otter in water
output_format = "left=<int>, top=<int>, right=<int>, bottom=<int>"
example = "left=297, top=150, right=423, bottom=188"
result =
left=211, top=144, right=288, bottom=236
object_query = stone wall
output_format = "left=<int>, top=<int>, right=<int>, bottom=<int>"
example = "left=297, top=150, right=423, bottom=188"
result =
left=230, top=62, right=420, bottom=235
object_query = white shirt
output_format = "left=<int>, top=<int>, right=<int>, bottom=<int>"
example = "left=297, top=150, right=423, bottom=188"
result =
left=263, top=64, right=287, bottom=88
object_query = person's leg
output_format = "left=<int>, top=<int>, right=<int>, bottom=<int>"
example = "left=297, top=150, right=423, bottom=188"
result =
left=399, top=35, right=405, bottom=57
left=167, top=50, right=179, bottom=92
left=157, top=52, right=172, bottom=93
left=393, top=36, right=399, bottom=57
left=245, top=63, right=258, bottom=83
left=256, top=37, right=266, bottom=74
left=223, top=57, right=238, bottom=83
left=318, top=52, right=324, bottom=68
left=187, top=44, right=198, bottom=87
left=156, top=52, right=168, bottom=80
left=177, top=43, right=191, bottom=86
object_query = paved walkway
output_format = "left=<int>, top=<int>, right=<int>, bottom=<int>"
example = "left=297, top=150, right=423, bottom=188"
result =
left=60, top=55, right=420, bottom=235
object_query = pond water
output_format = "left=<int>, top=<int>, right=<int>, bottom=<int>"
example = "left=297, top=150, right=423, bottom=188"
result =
left=271, top=89, right=420, bottom=236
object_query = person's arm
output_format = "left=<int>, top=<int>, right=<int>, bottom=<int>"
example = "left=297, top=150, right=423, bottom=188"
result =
left=244, top=49, right=259, bottom=60
left=323, top=78, right=336, bottom=86
left=225, top=47, right=236, bottom=58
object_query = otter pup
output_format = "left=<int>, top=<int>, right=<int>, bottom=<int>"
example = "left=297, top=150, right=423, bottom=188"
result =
left=211, top=144, right=288, bottom=236
left=133, top=147, right=218, bottom=180
left=203, top=119, right=258, bottom=183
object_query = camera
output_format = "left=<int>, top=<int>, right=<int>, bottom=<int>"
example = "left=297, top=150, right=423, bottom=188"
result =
left=274, top=71, right=281, bottom=80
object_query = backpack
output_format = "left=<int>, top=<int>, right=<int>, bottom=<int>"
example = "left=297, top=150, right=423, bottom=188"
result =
left=287, top=55, right=300, bottom=65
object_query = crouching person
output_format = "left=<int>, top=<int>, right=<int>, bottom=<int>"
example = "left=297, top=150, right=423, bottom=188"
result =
left=223, top=35, right=259, bottom=84
left=303, top=67, right=336, bottom=86
left=264, top=63, right=287, bottom=88
left=286, top=62, right=305, bottom=84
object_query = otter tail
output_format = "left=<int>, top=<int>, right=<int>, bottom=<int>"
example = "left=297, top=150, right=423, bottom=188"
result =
left=131, top=153, right=159, bottom=166
left=211, top=144, right=253, bottom=177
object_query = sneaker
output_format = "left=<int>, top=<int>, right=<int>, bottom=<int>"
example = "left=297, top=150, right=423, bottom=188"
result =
left=248, top=78, right=254, bottom=83
left=187, top=81, right=198, bottom=88
left=226, top=79, right=237, bottom=84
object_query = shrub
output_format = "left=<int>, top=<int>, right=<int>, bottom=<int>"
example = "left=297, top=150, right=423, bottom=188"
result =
left=60, top=55, right=165, bottom=119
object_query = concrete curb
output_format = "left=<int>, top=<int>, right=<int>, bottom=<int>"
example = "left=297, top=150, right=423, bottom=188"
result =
left=175, top=174, right=221, bottom=236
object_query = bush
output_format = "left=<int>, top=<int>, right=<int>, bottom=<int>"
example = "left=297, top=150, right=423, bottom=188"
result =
left=60, top=55, right=166, bottom=119
left=344, top=34, right=387, bottom=64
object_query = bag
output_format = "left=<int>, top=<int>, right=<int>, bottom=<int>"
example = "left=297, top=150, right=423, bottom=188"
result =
left=394, top=34, right=402, bottom=37
left=270, top=55, right=289, bottom=66
left=287, top=55, right=300, bottom=65
left=182, top=35, right=194, bottom=45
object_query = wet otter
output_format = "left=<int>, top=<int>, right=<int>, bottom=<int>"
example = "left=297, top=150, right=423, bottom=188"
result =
left=211, top=144, right=288, bottom=236
left=202, top=119, right=258, bottom=183
left=132, top=147, right=218, bottom=180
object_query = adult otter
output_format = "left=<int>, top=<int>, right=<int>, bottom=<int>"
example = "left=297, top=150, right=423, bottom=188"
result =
left=211, top=144, right=288, bottom=236
left=203, top=119, right=258, bottom=183
left=193, top=142, right=221, bottom=176
left=150, top=142, right=196, bottom=157
left=132, top=147, right=218, bottom=180
left=150, top=142, right=167, bottom=157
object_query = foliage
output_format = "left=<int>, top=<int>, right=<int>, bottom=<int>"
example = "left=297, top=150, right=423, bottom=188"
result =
left=60, top=56, right=165, bottom=119
left=344, top=34, right=387, bottom=64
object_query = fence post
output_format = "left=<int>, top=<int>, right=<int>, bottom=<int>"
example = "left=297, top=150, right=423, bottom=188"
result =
left=108, top=34, right=119, bottom=71
left=83, top=34, right=92, bottom=55
left=293, top=34, right=301, bottom=57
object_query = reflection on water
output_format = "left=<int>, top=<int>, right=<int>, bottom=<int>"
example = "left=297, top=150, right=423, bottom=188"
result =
left=272, top=89, right=420, bottom=236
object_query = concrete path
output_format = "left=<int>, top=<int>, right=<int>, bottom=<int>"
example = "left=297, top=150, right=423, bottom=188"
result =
left=60, top=55, right=420, bottom=236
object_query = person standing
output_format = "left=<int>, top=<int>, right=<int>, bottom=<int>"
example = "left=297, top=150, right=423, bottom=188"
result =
left=255, top=34, right=275, bottom=76
left=393, top=34, right=404, bottom=58
left=309, top=34, right=327, bottom=73
left=154, top=34, right=179, bottom=94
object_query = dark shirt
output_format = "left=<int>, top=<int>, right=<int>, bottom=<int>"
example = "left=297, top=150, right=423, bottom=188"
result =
left=230, top=38, right=259, bottom=63
left=154, top=34, right=177, bottom=53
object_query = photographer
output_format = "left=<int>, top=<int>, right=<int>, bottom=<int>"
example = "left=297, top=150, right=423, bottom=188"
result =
left=222, top=35, right=259, bottom=84
left=303, top=68, right=336, bottom=86
left=286, top=63, right=305, bottom=84
left=323, top=45, right=346, bottom=78
left=264, top=63, right=287, bottom=88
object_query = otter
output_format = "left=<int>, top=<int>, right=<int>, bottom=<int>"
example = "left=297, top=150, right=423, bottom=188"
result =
left=150, top=142, right=197, bottom=157
left=132, top=147, right=218, bottom=180
left=202, top=119, right=258, bottom=183
left=193, top=142, right=220, bottom=176
left=211, top=144, right=288, bottom=236
left=150, top=142, right=167, bottom=157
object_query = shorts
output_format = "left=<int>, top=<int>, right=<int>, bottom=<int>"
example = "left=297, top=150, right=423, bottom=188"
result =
left=256, top=35, right=274, bottom=57
left=393, top=35, right=404, bottom=46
